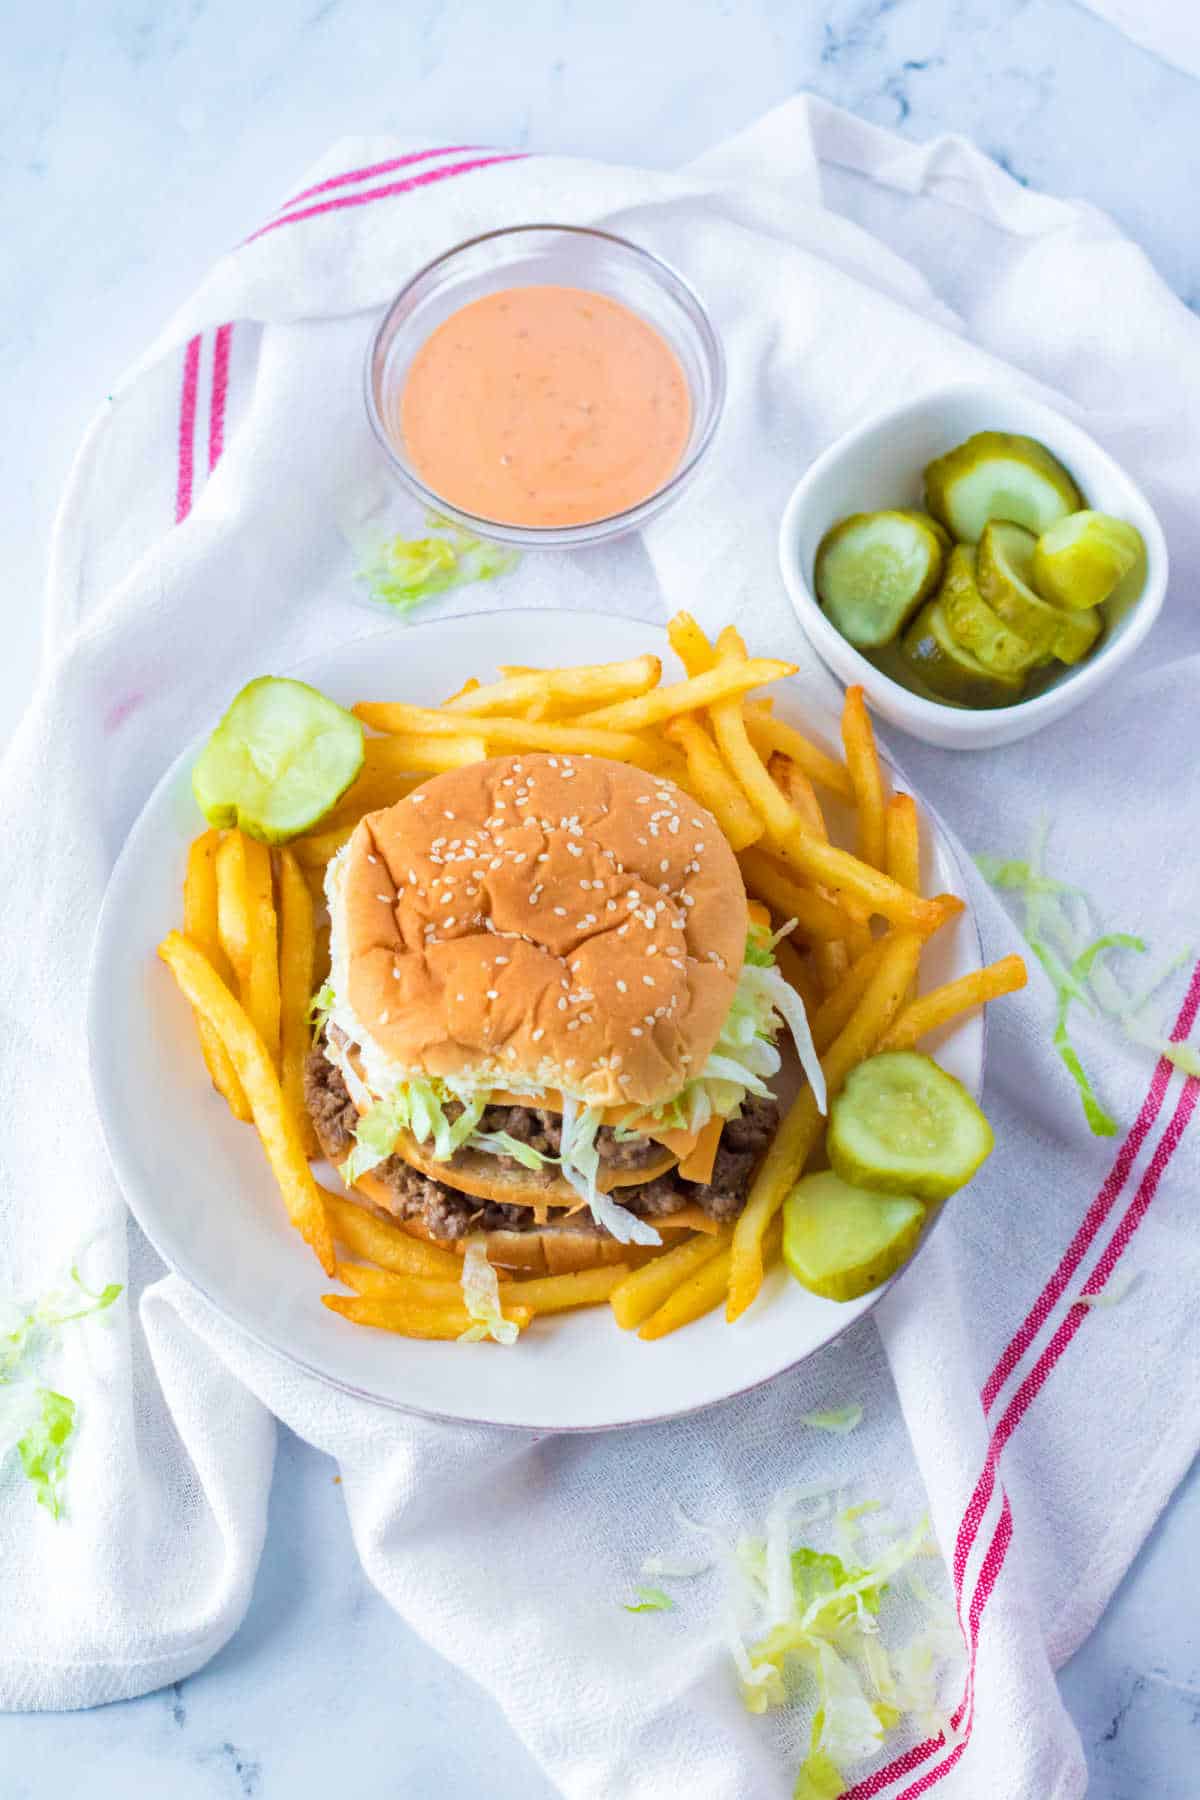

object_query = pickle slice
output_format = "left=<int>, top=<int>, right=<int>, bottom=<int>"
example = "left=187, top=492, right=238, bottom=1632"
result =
left=977, top=522, right=1101, bottom=664
left=827, top=1051, right=994, bottom=1201
left=814, top=510, right=945, bottom=649
left=1032, top=511, right=1144, bottom=610
left=192, top=677, right=365, bottom=844
left=923, top=431, right=1082, bottom=543
left=782, top=1171, right=925, bottom=1302
left=901, top=598, right=1027, bottom=708
left=938, top=545, right=1044, bottom=676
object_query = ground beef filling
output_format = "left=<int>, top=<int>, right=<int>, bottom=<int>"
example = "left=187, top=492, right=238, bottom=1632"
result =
left=303, top=1047, right=779, bottom=1242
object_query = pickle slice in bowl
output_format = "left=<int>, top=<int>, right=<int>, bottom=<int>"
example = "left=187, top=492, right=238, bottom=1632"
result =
left=924, top=431, right=1082, bottom=543
left=938, top=544, right=1044, bottom=676
left=814, top=510, right=945, bottom=648
left=1032, top=510, right=1144, bottom=611
left=827, top=1051, right=994, bottom=1202
left=782, top=1171, right=925, bottom=1303
left=977, top=522, right=1101, bottom=665
left=901, top=597, right=1027, bottom=708
left=192, top=677, right=366, bottom=843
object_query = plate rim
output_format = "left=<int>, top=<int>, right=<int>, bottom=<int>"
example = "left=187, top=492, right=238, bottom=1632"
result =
left=87, top=607, right=984, bottom=1433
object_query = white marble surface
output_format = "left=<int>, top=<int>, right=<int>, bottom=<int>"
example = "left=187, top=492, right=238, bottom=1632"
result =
left=2, top=1, right=1199, bottom=1793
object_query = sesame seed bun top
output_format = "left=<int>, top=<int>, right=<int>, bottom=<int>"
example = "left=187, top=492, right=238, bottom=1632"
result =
left=335, top=752, right=746, bottom=1109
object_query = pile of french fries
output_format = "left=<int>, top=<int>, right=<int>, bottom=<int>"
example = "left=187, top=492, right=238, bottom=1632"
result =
left=158, top=613, right=1025, bottom=1346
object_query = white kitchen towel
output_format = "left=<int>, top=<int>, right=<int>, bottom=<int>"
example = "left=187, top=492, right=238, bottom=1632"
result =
left=2, top=99, right=1198, bottom=1800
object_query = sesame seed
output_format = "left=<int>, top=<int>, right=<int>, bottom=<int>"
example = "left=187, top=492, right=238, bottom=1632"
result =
left=630, top=1027, right=643, bottom=1037
left=682, top=894, right=695, bottom=907
left=376, top=894, right=391, bottom=904
left=646, top=945, right=658, bottom=957
left=660, top=860, right=669, bottom=873
left=443, top=916, right=457, bottom=928
left=696, top=843, right=706, bottom=853
left=616, top=979, right=627, bottom=993
left=567, top=1019, right=580, bottom=1032
left=495, top=956, right=509, bottom=965
left=606, top=900, right=617, bottom=912
left=553, top=906, right=567, bottom=917
left=393, top=967, right=401, bottom=979
left=412, top=793, right=425, bottom=803
left=643, top=975, right=655, bottom=987
left=444, top=810, right=456, bottom=820
left=367, top=854, right=377, bottom=865
left=378, top=1010, right=389, bottom=1024
left=486, top=989, right=498, bottom=1000
left=532, top=1028, right=545, bottom=1042
left=558, top=998, right=568, bottom=1011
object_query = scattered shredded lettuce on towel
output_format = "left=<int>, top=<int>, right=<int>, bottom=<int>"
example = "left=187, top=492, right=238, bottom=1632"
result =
left=977, top=818, right=1198, bottom=1136
left=0, top=1265, right=124, bottom=1519
left=801, top=1405, right=864, bottom=1435
left=359, top=511, right=519, bottom=616
left=622, top=1586, right=675, bottom=1613
left=622, top=1481, right=962, bottom=1794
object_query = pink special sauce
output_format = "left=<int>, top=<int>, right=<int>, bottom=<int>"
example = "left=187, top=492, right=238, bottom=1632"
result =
left=398, top=284, right=692, bottom=528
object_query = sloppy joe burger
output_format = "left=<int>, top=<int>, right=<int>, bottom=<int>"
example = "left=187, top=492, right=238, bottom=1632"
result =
left=305, top=752, right=817, bottom=1273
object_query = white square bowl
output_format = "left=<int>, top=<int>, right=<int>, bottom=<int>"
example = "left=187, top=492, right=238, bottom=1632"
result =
left=777, top=381, right=1168, bottom=749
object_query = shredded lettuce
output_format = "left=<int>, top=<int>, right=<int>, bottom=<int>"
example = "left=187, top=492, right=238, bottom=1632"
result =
left=458, top=1237, right=520, bottom=1346
left=359, top=512, right=519, bottom=617
left=622, top=1586, right=675, bottom=1613
left=0, top=1264, right=123, bottom=1520
left=1073, top=1269, right=1138, bottom=1310
left=626, top=1485, right=958, bottom=1796
left=977, top=820, right=1199, bottom=1136
left=560, top=1097, right=663, bottom=1246
left=308, top=981, right=336, bottom=1045
left=802, top=1405, right=863, bottom=1435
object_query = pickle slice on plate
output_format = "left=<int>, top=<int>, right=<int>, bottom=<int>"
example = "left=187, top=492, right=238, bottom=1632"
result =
left=828, top=1050, right=994, bottom=1201
left=192, top=677, right=365, bottom=844
left=814, top=510, right=945, bottom=649
left=901, top=598, right=1027, bottom=708
left=1032, top=510, right=1144, bottom=610
left=782, top=1171, right=925, bottom=1302
left=923, top=431, right=1082, bottom=543
left=977, top=522, right=1101, bottom=664
left=938, top=545, right=1044, bottom=676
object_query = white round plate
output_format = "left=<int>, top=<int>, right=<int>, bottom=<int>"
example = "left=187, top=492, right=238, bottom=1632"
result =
left=89, top=610, right=983, bottom=1431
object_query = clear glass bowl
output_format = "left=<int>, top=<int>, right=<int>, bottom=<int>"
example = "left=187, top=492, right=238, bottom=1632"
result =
left=364, top=224, right=726, bottom=548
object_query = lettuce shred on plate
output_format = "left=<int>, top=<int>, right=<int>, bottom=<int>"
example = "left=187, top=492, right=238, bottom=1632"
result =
left=359, top=511, right=520, bottom=616
left=458, top=1237, right=520, bottom=1345
left=320, top=919, right=823, bottom=1249
left=0, top=1265, right=124, bottom=1519
left=977, top=818, right=1198, bottom=1136
left=621, top=1479, right=963, bottom=1795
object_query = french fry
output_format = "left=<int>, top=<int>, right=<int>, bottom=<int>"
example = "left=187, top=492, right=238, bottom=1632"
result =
left=727, top=931, right=921, bottom=1321
left=441, top=655, right=661, bottom=719
left=334, top=1263, right=502, bottom=1305
left=441, top=676, right=481, bottom=705
left=773, top=935, right=824, bottom=1020
left=353, top=704, right=663, bottom=768
left=157, top=932, right=335, bottom=1272
left=359, top=731, right=489, bottom=774
left=884, top=792, right=921, bottom=1003
left=737, top=848, right=860, bottom=945
left=322, top=763, right=422, bottom=829
left=768, top=751, right=869, bottom=968
left=322, top=1293, right=531, bottom=1339
left=216, top=831, right=282, bottom=1065
left=884, top=793, right=921, bottom=893
left=768, top=752, right=824, bottom=835
left=841, top=686, right=887, bottom=870
left=638, top=1221, right=780, bottom=1339
left=664, top=715, right=763, bottom=851
left=577, top=659, right=797, bottom=733
left=876, top=954, right=1029, bottom=1052
left=639, top=1245, right=732, bottom=1340
left=278, top=849, right=318, bottom=1158
left=743, top=702, right=854, bottom=802
left=497, top=1265, right=630, bottom=1313
left=323, top=1191, right=466, bottom=1279
left=183, top=832, right=251, bottom=1120
left=810, top=938, right=891, bottom=1054
left=609, top=1229, right=730, bottom=1329
left=290, top=821, right=357, bottom=872
left=667, top=610, right=718, bottom=676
